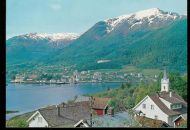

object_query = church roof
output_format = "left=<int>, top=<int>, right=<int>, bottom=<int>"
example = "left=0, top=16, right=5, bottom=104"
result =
left=149, top=92, right=187, bottom=116
left=158, top=91, right=187, bottom=106
left=149, top=94, right=179, bottom=116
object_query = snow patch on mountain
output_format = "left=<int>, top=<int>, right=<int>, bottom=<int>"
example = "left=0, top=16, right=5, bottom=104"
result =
left=21, top=33, right=80, bottom=41
left=104, top=8, right=181, bottom=32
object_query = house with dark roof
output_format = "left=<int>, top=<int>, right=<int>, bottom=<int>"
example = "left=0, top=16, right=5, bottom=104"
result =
left=26, top=101, right=91, bottom=127
left=132, top=69, right=187, bottom=127
left=173, top=113, right=187, bottom=128
left=27, top=96, right=111, bottom=127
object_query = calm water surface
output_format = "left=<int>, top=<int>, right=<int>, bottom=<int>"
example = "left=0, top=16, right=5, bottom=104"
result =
left=6, top=82, right=121, bottom=120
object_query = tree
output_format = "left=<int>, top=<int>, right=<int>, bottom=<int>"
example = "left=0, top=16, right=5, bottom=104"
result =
left=121, top=83, right=125, bottom=89
left=169, top=72, right=187, bottom=100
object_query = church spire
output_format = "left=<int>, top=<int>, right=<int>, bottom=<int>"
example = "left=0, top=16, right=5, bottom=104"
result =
left=161, top=68, right=169, bottom=92
left=163, top=69, right=167, bottom=79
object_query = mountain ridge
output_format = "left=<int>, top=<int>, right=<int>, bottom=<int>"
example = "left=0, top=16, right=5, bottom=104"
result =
left=6, top=8, right=187, bottom=74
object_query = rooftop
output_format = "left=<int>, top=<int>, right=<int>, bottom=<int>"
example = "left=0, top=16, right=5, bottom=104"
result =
left=149, top=91, right=187, bottom=116
left=87, top=111, right=137, bottom=127
left=135, top=115, right=170, bottom=128
left=92, top=97, right=111, bottom=109
left=36, top=101, right=91, bottom=127
left=74, top=96, right=111, bottom=109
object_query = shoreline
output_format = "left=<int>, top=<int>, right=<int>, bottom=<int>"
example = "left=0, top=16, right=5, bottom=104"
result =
left=6, top=110, right=19, bottom=114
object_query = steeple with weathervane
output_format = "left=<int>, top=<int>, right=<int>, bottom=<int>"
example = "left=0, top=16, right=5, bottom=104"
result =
left=161, top=69, right=170, bottom=92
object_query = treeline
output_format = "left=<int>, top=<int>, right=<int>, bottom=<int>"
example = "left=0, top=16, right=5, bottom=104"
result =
left=90, top=72, right=187, bottom=111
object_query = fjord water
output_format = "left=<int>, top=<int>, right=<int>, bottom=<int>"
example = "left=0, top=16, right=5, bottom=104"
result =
left=6, top=82, right=121, bottom=120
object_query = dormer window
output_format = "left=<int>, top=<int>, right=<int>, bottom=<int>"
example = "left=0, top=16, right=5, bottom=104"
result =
left=171, top=103, right=182, bottom=110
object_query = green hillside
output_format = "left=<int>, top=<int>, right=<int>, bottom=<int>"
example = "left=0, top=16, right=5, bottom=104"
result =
left=49, top=19, right=187, bottom=73
left=6, top=18, right=187, bottom=78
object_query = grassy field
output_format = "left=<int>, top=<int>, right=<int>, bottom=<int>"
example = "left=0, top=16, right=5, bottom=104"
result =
left=6, top=111, right=34, bottom=128
left=94, top=65, right=162, bottom=77
left=121, top=65, right=161, bottom=77
left=141, top=69, right=162, bottom=77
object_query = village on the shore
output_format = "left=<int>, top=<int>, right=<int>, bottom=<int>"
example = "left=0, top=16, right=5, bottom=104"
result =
left=10, top=67, right=158, bottom=84
left=16, top=70, right=187, bottom=128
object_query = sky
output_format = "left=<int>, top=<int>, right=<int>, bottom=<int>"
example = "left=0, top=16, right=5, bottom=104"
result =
left=6, top=0, right=187, bottom=39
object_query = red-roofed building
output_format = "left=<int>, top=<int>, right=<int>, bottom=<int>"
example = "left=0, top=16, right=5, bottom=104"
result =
left=92, top=97, right=111, bottom=116
left=74, top=96, right=112, bottom=116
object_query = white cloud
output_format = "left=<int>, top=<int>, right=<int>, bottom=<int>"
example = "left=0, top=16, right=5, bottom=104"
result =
left=50, top=3, right=62, bottom=11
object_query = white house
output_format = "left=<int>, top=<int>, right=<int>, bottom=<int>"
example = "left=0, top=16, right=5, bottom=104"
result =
left=133, top=70, right=187, bottom=127
left=27, top=111, right=49, bottom=127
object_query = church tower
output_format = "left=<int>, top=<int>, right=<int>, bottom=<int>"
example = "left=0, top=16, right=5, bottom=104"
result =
left=161, top=69, right=169, bottom=92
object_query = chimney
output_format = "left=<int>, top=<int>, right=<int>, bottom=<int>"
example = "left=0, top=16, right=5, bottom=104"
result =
left=56, top=105, right=60, bottom=117
left=62, top=102, right=65, bottom=107
left=169, top=91, right=172, bottom=97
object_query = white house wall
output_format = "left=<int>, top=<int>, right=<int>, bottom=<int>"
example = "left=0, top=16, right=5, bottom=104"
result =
left=134, top=96, right=168, bottom=124
left=28, top=112, right=49, bottom=127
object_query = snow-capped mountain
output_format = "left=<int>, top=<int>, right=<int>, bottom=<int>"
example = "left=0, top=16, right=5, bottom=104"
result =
left=20, top=32, right=80, bottom=42
left=7, top=32, right=81, bottom=49
left=7, top=8, right=187, bottom=74
left=6, top=32, right=81, bottom=65
left=104, top=8, right=183, bottom=33
left=48, top=8, right=186, bottom=72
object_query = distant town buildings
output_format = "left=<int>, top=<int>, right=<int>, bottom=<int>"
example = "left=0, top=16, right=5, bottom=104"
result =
left=92, top=72, right=102, bottom=82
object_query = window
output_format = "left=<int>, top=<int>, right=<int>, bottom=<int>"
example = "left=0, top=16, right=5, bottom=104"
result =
left=38, top=117, right=42, bottom=123
left=172, top=104, right=182, bottom=109
left=151, top=105, right=154, bottom=110
left=171, top=105, right=175, bottom=109
left=177, top=104, right=181, bottom=108
left=164, top=86, right=165, bottom=90
left=155, top=115, right=158, bottom=119
left=142, top=104, right=146, bottom=109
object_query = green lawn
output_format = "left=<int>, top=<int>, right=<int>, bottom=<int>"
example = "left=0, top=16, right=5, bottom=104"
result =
left=6, top=111, right=34, bottom=128
left=121, top=65, right=161, bottom=77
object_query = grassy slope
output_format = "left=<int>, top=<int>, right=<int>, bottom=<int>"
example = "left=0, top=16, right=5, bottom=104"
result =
left=6, top=111, right=34, bottom=128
